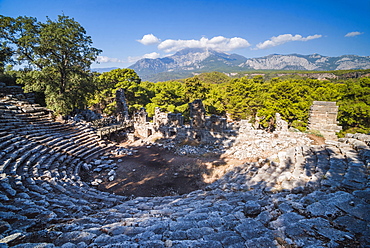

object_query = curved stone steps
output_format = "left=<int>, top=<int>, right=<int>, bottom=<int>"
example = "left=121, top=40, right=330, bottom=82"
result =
left=0, top=117, right=27, bottom=128
left=0, top=187, right=44, bottom=234
left=18, top=127, right=68, bottom=142
left=0, top=136, right=22, bottom=155
left=1, top=92, right=369, bottom=247
left=37, top=156, right=117, bottom=204
left=7, top=141, right=37, bottom=176
left=0, top=143, right=29, bottom=176
left=9, top=99, right=48, bottom=114
left=0, top=132, right=15, bottom=141
left=57, top=136, right=98, bottom=157
left=27, top=142, right=366, bottom=247
left=15, top=122, right=104, bottom=160
left=75, top=144, right=106, bottom=160
left=0, top=119, right=126, bottom=246
left=1, top=171, right=124, bottom=242
left=2, top=114, right=105, bottom=164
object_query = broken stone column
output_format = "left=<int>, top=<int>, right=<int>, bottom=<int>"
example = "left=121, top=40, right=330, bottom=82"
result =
left=308, top=101, right=342, bottom=140
left=115, top=88, right=129, bottom=122
left=275, top=113, right=288, bottom=132
left=189, top=99, right=206, bottom=128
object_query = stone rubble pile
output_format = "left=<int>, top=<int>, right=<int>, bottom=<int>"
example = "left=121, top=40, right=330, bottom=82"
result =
left=174, top=144, right=225, bottom=156
left=87, top=156, right=120, bottom=184
left=91, top=159, right=116, bottom=172
left=112, top=147, right=137, bottom=156
left=225, top=120, right=313, bottom=160
left=72, top=110, right=102, bottom=123
left=341, top=133, right=370, bottom=148
left=0, top=87, right=369, bottom=247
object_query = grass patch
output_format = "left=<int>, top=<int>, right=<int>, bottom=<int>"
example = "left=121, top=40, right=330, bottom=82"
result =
left=305, top=129, right=324, bottom=137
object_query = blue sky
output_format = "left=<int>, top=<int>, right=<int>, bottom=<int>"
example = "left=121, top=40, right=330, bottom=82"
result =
left=1, top=0, right=369, bottom=69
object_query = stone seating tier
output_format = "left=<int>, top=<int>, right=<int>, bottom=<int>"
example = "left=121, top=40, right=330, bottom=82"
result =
left=0, top=94, right=127, bottom=243
left=0, top=90, right=369, bottom=247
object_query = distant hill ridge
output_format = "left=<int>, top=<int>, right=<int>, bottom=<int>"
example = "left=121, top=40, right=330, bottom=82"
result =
left=96, top=49, right=370, bottom=81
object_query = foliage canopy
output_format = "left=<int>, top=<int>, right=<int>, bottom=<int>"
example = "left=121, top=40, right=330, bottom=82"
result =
left=115, top=74, right=370, bottom=135
left=0, top=14, right=101, bottom=114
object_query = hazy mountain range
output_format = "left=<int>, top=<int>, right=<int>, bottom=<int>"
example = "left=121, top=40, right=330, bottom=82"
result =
left=94, top=48, right=370, bottom=81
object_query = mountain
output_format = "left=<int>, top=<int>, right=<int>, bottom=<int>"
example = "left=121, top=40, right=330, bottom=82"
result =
left=238, top=54, right=370, bottom=71
left=91, top=67, right=119, bottom=73
left=129, top=48, right=247, bottom=81
left=128, top=49, right=370, bottom=81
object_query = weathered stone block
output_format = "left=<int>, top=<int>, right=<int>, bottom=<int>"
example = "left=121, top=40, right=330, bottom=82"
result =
left=243, top=201, right=262, bottom=216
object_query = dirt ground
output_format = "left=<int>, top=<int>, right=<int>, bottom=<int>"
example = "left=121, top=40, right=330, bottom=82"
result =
left=83, top=134, right=324, bottom=198
left=86, top=142, right=247, bottom=197
left=307, top=133, right=326, bottom=145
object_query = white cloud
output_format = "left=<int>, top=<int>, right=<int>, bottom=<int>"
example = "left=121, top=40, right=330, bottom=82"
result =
left=128, top=52, right=161, bottom=63
left=345, top=31, right=363, bottom=37
left=143, top=52, right=161, bottom=59
left=157, top=36, right=251, bottom=53
left=255, top=34, right=322, bottom=50
left=137, top=34, right=161, bottom=45
left=96, top=56, right=125, bottom=63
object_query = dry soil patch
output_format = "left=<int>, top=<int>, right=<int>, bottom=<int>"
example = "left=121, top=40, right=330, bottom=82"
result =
left=88, top=144, right=246, bottom=197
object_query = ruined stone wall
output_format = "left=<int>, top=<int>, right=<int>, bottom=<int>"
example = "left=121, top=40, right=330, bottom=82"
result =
left=153, top=107, right=167, bottom=126
left=132, top=100, right=230, bottom=143
left=134, top=123, right=155, bottom=138
left=275, top=113, right=288, bottom=132
left=153, top=109, right=184, bottom=127
left=133, top=108, right=155, bottom=138
left=308, top=101, right=342, bottom=140
left=167, top=113, right=184, bottom=127
left=205, top=115, right=227, bottom=132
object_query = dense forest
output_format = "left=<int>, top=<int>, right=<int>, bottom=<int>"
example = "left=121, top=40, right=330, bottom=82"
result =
left=2, top=66, right=370, bottom=137
left=89, top=69, right=370, bottom=136
left=1, top=14, right=369, bottom=137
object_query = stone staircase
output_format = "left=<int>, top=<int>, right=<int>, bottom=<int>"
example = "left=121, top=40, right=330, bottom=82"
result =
left=0, top=88, right=369, bottom=247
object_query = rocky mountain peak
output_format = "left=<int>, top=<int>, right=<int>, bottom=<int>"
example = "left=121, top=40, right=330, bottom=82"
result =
left=128, top=49, right=370, bottom=81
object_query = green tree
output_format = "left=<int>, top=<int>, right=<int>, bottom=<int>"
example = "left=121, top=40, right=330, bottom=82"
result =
left=0, top=43, right=13, bottom=73
left=223, top=77, right=263, bottom=120
left=89, top=68, right=150, bottom=115
left=145, top=81, right=186, bottom=116
left=203, top=83, right=227, bottom=116
left=196, top=71, right=231, bottom=84
left=338, top=78, right=370, bottom=134
left=257, top=79, right=313, bottom=130
left=0, top=15, right=101, bottom=115
left=184, top=76, right=209, bottom=103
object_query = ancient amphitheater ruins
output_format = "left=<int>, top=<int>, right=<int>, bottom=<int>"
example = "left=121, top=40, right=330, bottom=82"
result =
left=0, top=83, right=369, bottom=247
